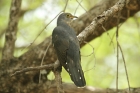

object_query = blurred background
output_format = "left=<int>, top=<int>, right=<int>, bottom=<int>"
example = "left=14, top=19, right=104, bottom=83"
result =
left=0, top=0, right=140, bottom=89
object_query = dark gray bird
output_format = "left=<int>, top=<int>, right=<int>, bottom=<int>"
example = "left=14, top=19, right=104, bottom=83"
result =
left=52, top=13, right=86, bottom=87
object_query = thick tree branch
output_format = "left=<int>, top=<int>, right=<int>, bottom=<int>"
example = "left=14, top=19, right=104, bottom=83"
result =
left=72, top=0, right=140, bottom=45
left=2, top=0, right=21, bottom=60
left=44, top=83, right=140, bottom=93
left=77, top=0, right=126, bottom=44
left=11, top=60, right=60, bottom=76
left=11, top=63, right=54, bottom=76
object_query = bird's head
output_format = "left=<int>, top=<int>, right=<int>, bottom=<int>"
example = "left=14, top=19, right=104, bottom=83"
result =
left=57, top=13, right=78, bottom=25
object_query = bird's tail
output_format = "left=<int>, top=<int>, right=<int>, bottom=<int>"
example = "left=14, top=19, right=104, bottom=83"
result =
left=65, top=57, right=86, bottom=87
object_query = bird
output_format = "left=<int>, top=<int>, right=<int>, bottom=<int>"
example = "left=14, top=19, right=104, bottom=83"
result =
left=52, top=13, right=86, bottom=88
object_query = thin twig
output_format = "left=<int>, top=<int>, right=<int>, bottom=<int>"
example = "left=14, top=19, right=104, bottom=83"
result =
left=40, top=42, right=51, bottom=66
left=109, top=22, right=123, bottom=47
left=63, top=0, right=69, bottom=12
left=75, top=0, right=87, bottom=12
left=21, top=12, right=62, bottom=51
left=102, top=25, right=115, bottom=48
left=39, top=42, right=51, bottom=83
left=81, top=41, right=95, bottom=57
left=116, top=27, right=119, bottom=93
left=118, top=41, right=131, bottom=93
left=82, top=41, right=96, bottom=72
left=84, top=41, right=96, bottom=67
left=84, top=67, right=95, bottom=72
left=74, top=0, right=83, bottom=15
left=116, top=10, right=121, bottom=93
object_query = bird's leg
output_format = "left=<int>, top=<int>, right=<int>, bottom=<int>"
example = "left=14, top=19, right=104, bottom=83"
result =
left=53, top=60, right=64, bottom=93
left=53, top=70, right=64, bottom=93
left=54, top=60, right=60, bottom=70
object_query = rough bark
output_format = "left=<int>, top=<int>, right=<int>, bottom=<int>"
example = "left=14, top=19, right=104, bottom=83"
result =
left=0, top=0, right=140, bottom=93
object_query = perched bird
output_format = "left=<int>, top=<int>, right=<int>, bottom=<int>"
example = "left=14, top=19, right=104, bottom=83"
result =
left=52, top=13, right=86, bottom=87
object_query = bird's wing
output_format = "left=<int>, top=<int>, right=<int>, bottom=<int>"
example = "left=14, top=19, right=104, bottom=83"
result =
left=66, top=40, right=86, bottom=87
left=52, top=26, right=69, bottom=64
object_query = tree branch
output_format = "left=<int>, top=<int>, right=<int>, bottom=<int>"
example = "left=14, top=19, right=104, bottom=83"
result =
left=47, top=83, right=140, bottom=93
left=2, top=0, right=21, bottom=60
left=72, top=0, right=140, bottom=45
left=77, top=0, right=126, bottom=44
left=11, top=60, right=60, bottom=76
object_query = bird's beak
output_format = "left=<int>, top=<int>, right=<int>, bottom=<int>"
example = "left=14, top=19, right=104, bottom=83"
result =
left=71, top=15, right=78, bottom=19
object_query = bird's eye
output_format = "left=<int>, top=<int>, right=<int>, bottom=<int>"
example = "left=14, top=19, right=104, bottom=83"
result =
left=67, top=14, right=70, bottom=17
